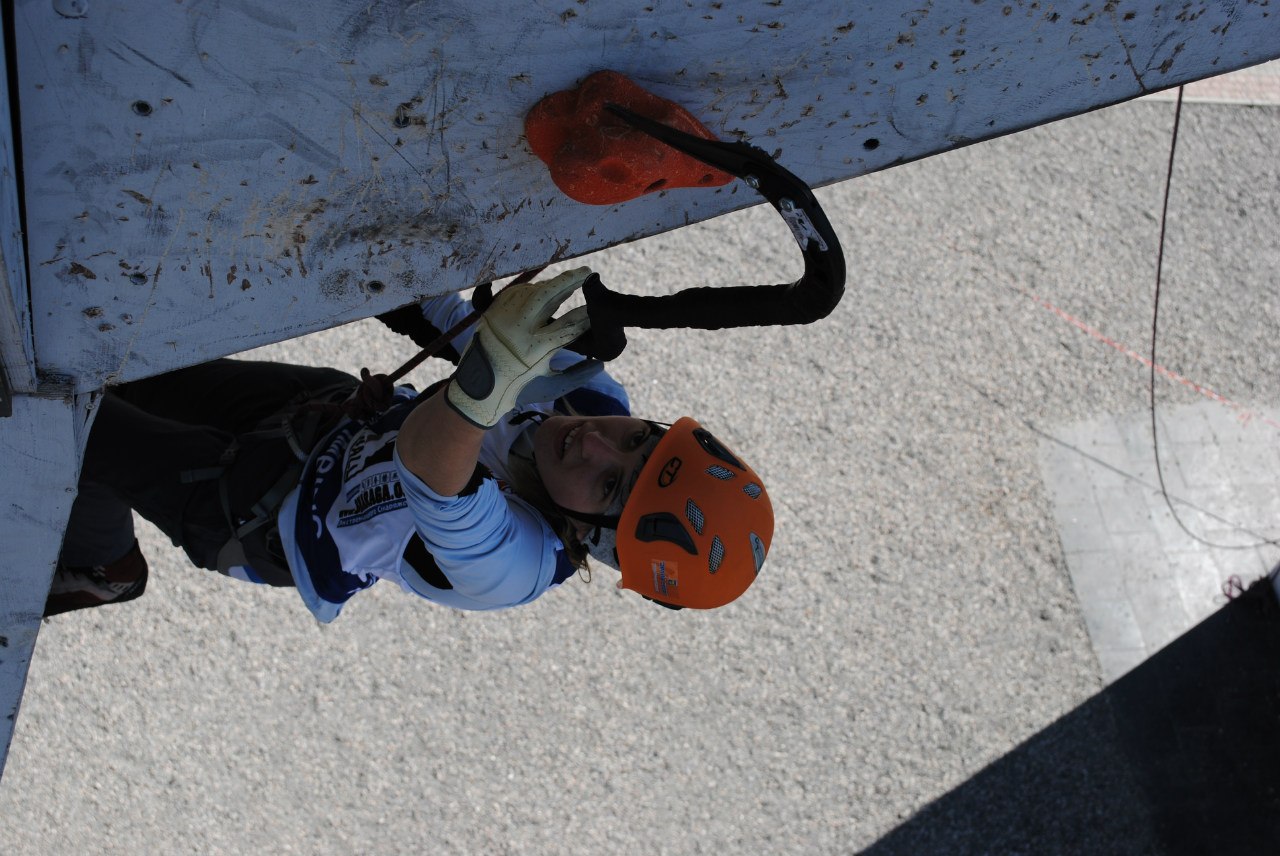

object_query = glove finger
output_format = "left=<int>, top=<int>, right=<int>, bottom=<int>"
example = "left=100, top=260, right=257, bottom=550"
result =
left=515, top=359, right=606, bottom=406
left=527, top=267, right=592, bottom=324
left=537, top=304, right=591, bottom=348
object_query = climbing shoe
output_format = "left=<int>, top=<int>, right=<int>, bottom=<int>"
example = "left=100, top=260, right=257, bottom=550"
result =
left=44, top=540, right=148, bottom=617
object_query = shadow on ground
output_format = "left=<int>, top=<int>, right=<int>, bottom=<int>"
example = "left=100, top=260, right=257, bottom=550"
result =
left=866, top=573, right=1280, bottom=856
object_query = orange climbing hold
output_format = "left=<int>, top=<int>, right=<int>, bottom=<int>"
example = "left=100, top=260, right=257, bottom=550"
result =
left=525, top=70, right=733, bottom=205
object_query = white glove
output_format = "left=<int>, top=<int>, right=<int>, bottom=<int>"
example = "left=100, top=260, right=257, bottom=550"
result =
left=446, top=268, right=594, bottom=428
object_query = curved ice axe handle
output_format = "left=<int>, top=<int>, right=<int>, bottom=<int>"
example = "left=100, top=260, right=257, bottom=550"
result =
left=567, top=104, right=846, bottom=360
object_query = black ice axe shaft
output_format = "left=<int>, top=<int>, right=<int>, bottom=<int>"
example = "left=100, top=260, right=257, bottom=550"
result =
left=569, top=104, right=847, bottom=360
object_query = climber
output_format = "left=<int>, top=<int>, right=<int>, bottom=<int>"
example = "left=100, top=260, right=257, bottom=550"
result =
left=45, top=268, right=773, bottom=619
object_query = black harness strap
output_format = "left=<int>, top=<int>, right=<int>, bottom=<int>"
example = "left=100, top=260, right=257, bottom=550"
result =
left=178, top=382, right=354, bottom=577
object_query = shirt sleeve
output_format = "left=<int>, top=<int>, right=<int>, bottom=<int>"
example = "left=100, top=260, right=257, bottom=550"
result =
left=418, top=291, right=478, bottom=356
left=392, top=445, right=564, bottom=609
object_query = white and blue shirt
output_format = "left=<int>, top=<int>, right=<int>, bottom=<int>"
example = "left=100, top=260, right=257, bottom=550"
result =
left=276, top=291, right=628, bottom=622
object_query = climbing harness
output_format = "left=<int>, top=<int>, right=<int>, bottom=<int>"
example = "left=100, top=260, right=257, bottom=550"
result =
left=180, top=381, right=354, bottom=578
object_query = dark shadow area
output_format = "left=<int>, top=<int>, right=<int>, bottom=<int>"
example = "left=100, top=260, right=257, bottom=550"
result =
left=866, top=575, right=1280, bottom=856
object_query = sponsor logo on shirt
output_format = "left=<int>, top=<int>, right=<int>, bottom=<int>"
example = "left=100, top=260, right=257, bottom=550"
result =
left=337, top=472, right=407, bottom=527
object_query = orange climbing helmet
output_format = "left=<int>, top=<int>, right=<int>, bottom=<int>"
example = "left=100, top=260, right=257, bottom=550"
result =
left=610, top=417, right=773, bottom=610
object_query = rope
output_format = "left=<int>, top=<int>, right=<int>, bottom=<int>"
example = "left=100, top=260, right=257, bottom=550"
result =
left=316, top=265, right=549, bottom=424
left=1148, top=86, right=1280, bottom=550
left=387, top=265, right=547, bottom=384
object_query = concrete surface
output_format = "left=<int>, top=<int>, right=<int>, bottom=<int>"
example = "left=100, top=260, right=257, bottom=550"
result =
left=0, top=69, right=1276, bottom=854
left=1042, top=404, right=1280, bottom=682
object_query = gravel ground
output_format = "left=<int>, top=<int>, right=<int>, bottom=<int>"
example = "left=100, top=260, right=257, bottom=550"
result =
left=1, top=98, right=1275, bottom=855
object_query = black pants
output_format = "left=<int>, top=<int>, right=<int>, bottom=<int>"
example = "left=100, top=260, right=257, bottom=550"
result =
left=63, top=359, right=357, bottom=586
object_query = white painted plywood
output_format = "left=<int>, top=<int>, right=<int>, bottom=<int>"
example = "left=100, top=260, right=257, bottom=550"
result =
left=10, top=0, right=1278, bottom=391
left=0, top=394, right=87, bottom=780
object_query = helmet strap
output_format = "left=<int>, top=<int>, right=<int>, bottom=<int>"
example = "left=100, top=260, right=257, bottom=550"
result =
left=555, top=508, right=621, bottom=532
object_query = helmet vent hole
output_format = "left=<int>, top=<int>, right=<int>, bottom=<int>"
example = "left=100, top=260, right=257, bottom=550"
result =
left=685, top=499, right=705, bottom=535
left=709, top=536, right=725, bottom=574
left=693, top=428, right=744, bottom=469
left=743, top=482, right=762, bottom=499
left=706, top=465, right=735, bottom=481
